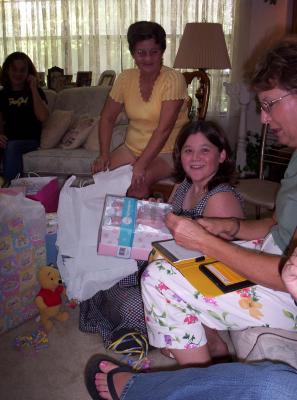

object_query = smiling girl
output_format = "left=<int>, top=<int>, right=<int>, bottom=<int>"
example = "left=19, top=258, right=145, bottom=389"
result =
left=170, top=120, right=244, bottom=220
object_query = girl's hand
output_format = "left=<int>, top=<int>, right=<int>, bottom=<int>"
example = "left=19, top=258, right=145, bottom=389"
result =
left=0, top=134, right=7, bottom=149
left=91, top=154, right=110, bottom=174
left=282, top=248, right=297, bottom=300
left=27, top=75, right=38, bottom=91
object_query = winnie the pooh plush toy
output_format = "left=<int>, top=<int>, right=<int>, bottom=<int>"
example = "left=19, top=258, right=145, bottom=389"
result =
left=35, top=266, right=69, bottom=332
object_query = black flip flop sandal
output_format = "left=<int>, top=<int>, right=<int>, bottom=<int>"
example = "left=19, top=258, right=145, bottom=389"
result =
left=84, top=354, right=133, bottom=400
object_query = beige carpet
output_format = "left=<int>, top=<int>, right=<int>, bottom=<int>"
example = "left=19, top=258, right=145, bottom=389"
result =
left=0, top=307, right=176, bottom=400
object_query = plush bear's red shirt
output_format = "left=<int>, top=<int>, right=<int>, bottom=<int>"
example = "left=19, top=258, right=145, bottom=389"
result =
left=37, top=286, right=64, bottom=307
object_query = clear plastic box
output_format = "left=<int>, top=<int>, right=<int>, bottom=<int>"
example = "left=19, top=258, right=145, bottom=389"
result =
left=98, top=195, right=173, bottom=260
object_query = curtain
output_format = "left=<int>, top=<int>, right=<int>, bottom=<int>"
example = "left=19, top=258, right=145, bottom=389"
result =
left=0, top=0, right=235, bottom=114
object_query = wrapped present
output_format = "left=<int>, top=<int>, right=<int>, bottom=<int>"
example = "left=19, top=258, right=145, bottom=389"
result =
left=98, top=195, right=173, bottom=260
left=0, top=193, right=46, bottom=334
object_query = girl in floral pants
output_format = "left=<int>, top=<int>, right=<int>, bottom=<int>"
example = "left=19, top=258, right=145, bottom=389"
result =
left=141, top=252, right=297, bottom=355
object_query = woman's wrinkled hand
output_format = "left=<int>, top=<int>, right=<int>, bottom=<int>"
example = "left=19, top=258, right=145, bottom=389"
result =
left=0, top=134, right=7, bottom=149
left=91, top=154, right=110, bottom=174
left=165, top=213, right=208, bottom=251
left=282, top=248, right=297, bottom=300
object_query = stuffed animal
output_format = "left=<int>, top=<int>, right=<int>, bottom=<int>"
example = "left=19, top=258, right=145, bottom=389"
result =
left=35, top=266, right=69, bottom=332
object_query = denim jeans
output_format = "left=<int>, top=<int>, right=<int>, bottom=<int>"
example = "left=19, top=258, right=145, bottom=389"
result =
left=2, top=139, right=39, bottom=180
left=121, top=362, right=297, bottom=400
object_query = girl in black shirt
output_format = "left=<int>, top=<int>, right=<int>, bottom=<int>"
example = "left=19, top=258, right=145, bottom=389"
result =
left=0, top=52, right=49, bottom=181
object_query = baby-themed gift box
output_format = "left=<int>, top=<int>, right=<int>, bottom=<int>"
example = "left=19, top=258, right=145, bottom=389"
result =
left=0, top=193, right=46, bottom=334
left=98, top=195, right=173, bottom=260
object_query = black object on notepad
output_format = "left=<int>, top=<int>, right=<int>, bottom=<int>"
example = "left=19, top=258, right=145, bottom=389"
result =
left=199, top=263, right=254, bottom=294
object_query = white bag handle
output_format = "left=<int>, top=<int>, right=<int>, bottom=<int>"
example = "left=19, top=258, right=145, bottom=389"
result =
left=14, top=172, right=41, bottom=180
left=27, top=171, right=41, bottom=177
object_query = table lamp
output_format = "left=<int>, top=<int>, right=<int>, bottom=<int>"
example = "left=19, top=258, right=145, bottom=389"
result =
left=174, top=22, right=231, bottom=119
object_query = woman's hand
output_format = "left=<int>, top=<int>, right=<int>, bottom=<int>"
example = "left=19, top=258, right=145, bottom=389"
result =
left=91, top=154, right=110, bottom=174
left=198, top=217, right=240, bottom=240
left=165, top=213, right=209, bottom=251
left=282, top=248, right=297, bottom=301
left=131, top=160, right=146, bottom=188
left=0, top=134, right=7, bottom=149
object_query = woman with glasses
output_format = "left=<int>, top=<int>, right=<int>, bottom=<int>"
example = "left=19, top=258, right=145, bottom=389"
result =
left=91, top=21, right=189, bottom=199
left=140, top=37, right=297, bottom=367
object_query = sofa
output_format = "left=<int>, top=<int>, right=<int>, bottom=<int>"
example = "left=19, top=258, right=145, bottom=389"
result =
left=22, top=86, right=128, bottom=185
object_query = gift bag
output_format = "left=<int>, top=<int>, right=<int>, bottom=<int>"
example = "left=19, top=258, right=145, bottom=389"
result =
left=56, top=165, right=138, bottom=302
left=10, top=176, right=59, bottom=213
left=0, top=193, right=47, bottom=334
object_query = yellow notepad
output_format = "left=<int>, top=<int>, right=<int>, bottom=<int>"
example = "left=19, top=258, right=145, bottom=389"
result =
left=151, top=240, right=253, bottom=297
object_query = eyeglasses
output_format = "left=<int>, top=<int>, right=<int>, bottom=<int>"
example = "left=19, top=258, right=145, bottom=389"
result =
left=260, top=92, right=293, bottom=114
left=134, top=49, right=162, bottom=58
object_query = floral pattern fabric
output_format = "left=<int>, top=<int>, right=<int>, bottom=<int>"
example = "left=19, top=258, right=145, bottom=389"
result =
left=141, top=239, right=297, bottom=350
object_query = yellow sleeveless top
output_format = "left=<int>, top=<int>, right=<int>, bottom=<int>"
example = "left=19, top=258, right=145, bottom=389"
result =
left=109, top=66, right=189, bottom=156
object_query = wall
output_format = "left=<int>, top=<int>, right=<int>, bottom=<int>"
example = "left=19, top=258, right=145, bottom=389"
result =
left=226, top=0, right=293, bottom=150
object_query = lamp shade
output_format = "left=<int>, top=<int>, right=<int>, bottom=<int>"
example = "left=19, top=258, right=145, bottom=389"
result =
left=173, top=23, right=231, bottom=70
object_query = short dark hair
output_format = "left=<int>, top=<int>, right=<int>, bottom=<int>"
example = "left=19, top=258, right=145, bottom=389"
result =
left=0, top=52, right=38, bottom=89
left=173, top=120, right=236, bottom=189
left=251, top=36, right=297, bottom=92
left=127, top=21, right=166, bottom=54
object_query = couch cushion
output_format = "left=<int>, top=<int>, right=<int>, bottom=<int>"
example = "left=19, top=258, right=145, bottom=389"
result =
left=44, top=89, right=57, bottom=112
left=40, top=109, right=74, bottom=149
left=59, top=115, right=96, bottom=149
left=54, top=86, right=111, bottom=118
left=23, top=148, right=97, bottom=176
left=115, top=110, right=129, bottom=125
left=83, top=120, right=127, bottom=152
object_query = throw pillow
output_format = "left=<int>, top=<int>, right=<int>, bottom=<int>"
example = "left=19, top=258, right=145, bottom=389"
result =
left=59, top=115, right=96, bottom=149
left=115, top=110, right=128, bottom=125
left=40, top=110, right=73, bottom=149
left=83, top=118, right=100, bottom=151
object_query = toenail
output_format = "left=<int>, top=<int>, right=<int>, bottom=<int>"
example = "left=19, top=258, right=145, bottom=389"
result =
left=100, top=361, right=108, bottom=368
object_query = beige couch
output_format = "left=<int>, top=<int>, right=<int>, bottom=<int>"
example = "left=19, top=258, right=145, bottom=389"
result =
left=22, top=86, right=127, bottom=185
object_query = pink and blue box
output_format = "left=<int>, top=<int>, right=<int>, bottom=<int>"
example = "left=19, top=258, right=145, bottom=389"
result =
left=0, top=194, right=47, bottom=334
left=0, top=182, right=58, bottom=334
left=98, top=195, right=172, bottom=260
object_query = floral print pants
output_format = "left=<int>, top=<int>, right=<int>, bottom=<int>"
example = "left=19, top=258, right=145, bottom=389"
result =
left=141, top=257, right=297, bottom=350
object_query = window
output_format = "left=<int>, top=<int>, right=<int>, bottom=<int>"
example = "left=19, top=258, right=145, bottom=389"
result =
left=0, top=0, right=235, bottom=113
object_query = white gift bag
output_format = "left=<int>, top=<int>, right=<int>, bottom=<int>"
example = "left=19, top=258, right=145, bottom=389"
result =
left=56, top=165, right=138, bottom=301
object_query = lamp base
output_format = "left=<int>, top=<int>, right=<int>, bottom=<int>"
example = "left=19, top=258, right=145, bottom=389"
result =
left=182, top=69, right=210, bottom=120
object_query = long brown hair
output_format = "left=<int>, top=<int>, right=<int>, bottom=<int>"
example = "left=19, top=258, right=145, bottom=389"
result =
left=0, top=51, right=38, bottom=89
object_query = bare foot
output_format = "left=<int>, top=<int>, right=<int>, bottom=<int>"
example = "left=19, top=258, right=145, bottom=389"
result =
left=160, top=348, right=174, bottom=359
left=95, top=361, right=134, bottom=400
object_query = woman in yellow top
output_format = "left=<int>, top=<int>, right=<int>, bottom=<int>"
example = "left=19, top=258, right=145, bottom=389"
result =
left=91, top=21, right=189, bottom=199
